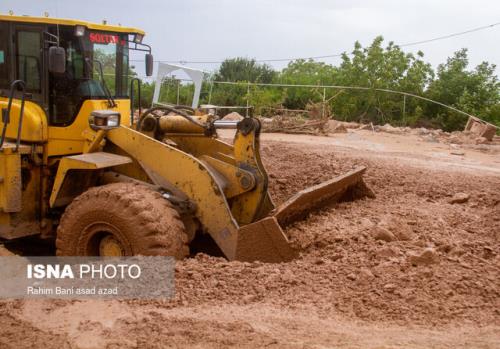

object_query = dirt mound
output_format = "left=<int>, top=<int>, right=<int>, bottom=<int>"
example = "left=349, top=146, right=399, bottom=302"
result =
left=0, top=302, right=69, bottom=348
left=150, top=142, right=500, bottom=326
left=1, top=140, right=499, bottom=348
left=326, top=120, right=348, bottom=133
left=261, top=143, right=362, bottom=204
left=222, top=112, right=244, bottom=121
left=327, top=119, right=361, bottom=131
left=375, top=123, right=408, bottom=134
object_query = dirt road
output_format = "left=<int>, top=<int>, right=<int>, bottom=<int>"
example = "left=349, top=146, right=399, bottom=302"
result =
left=1, top=130, right=499, bottom=348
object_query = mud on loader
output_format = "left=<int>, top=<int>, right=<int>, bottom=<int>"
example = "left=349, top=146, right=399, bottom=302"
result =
left=0, top=15, right=370, bottom=262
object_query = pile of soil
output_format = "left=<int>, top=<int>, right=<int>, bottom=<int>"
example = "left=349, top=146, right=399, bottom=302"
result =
left=222, top=112, right=244, bottom=121
left=1, top=140, right=499, bottom=348
left=167, top=142, right=499, bottom=325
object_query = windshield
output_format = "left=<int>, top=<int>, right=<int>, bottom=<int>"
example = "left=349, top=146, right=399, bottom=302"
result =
left=85, top=31, right=130, bottom=97
left=48, top=26, right=130, bottom=125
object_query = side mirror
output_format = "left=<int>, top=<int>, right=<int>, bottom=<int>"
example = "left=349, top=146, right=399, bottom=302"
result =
left=48, top=46, right=66, bottom=74
left=145, top=53, right=154, bottom=77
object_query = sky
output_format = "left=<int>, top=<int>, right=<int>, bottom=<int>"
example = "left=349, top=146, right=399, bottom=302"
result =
left=1, top=0, right=499, bottom=79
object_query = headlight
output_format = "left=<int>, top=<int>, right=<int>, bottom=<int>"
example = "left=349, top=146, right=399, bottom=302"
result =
left=74, top=25, right=86, bottom=37
left=133, top=34, right=143, bottom=44
left=89, top=110, right=121, bottom=130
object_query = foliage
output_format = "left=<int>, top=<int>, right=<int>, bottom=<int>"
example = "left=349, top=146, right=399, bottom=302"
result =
left=280, top=59, right=339, bottom=109
left=425, top=49, right=500, bottom=130
left=248, top=85, right=286, bottom=116
left=93, top=49, right=118, bottom=94
left=215, top=57, right=276, bottom=83
left=330, top=36, right=434, bottom=125
left=132, top=40, right=500, bottom=131
left=134, top=80, right=155, bottom=108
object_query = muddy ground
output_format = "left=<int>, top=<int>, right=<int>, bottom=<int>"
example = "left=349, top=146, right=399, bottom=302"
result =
left=1, top=130, right=499, bottom=348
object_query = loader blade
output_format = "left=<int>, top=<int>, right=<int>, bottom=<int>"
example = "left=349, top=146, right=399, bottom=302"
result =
left=236, top=216, right=299, bottom=263
left=234, top=166, right=372, bottom=263
left=273, top=166, right=370, bottom=227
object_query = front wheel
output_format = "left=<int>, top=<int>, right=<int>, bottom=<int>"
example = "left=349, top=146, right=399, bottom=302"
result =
left=56, top=182, right=189, bottom=258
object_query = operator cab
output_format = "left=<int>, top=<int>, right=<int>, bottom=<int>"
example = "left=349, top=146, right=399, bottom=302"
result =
left=48, top=27, right=132, bottom=126
left=0, top=15, right=153, bottom=128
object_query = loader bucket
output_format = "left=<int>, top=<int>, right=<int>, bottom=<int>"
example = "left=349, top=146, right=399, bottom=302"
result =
left=273, top=166, right=370, bottom=227
left=234, top=166, right=372, bottom=262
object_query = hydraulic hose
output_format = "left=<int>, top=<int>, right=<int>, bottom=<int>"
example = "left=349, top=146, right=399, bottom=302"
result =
left=137, top=106, right=208, bottom=132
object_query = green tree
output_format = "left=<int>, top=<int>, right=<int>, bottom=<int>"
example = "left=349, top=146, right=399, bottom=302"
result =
left=131, top=40, right=499, bottom=132
left=279, top=59, right=339, bottom=109
left=334, top=36, right=433, bottom=124
left=215, top=57, right=276, bottom=83
left=209, top=58, right=278, bottom=109
left=426, top=49, right=500, bottom=130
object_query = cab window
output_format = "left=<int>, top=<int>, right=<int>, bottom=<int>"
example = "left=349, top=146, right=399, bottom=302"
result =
left=0, top=22, right=10, bottom=89
left=16, top=30, right=42, bottom=92
left=48, top=26, right=130, bottom=126
left=48, top=25, right=87, bottom=125
left=86, top=31, right=130, bottom=97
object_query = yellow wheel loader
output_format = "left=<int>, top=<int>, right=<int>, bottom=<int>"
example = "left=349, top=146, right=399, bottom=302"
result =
left=0, top=15, right=371, bottom=262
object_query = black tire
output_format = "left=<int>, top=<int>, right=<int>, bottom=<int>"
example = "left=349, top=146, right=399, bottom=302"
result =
left=56, top=182, right=189, bottom=258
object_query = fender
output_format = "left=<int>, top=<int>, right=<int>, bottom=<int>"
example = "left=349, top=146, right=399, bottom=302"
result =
left=49, top=152, right=132, bottom=207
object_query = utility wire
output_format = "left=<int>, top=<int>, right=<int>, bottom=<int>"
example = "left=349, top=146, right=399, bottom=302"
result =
left=399, top=21, right=500, bottom=47
left=130, top=21, right=500, bottom=65
left=146, top=78, right=479, bottom=120
left=211, top=80, right=477, bottom=119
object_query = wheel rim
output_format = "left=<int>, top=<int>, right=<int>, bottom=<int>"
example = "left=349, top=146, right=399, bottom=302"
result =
left=99, top=235, right=125, bottom=256
left=81, top=222, right=129, bottom=256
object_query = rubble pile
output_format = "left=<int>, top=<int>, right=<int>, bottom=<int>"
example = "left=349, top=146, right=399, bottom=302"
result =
left=259, top=103, right=331, bottom=135
left=258, top=114, right=500, bottom=147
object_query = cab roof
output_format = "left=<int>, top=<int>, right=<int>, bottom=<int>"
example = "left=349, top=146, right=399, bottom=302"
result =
left=0, top=14, right=145, bottom=35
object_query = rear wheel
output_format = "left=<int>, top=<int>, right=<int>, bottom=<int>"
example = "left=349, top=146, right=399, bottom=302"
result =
left=56, top=182, right=189, bottom=258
